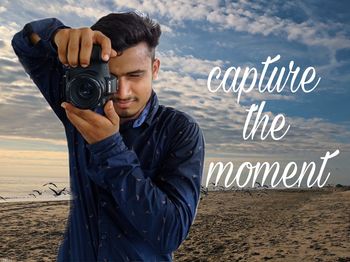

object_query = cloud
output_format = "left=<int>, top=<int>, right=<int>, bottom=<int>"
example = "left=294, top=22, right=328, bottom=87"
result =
left=2, top=40, right=347, bottom=157
left=158, top=51, right=226, bottom=77
left=109, top=0, right=350, bottom=51
left=0, top=79, right=66, bottom=141
left=0, top=23, right=21, bottom=58
left=38, top=3, right=108, bottom=21
left=0, top=0, right=349, bottom=160
left=152, top=53, right=350, bottom=155
left=0, top=6, right=6, bottom=13
left=112, top=0, right=218, bottom=21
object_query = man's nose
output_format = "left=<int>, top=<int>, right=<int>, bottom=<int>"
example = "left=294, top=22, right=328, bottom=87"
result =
left=116, top=78, right=131, bottom=98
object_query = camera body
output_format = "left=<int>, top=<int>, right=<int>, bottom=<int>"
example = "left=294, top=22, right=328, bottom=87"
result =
left=62, top=45, right=117, bottom=110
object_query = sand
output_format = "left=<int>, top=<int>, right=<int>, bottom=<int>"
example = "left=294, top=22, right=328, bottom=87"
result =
left=0, top=187, right=349, bottom=262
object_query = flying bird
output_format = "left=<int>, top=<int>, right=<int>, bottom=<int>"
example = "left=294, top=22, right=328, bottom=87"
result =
left=49, top=187, right=66, bottom=196
left=200, top=185, right=208, bottom=195
left=0, top=196, right=6, bottom=201
left=33, top=190, right=42, bottom=195
left=28, top=193, right=37, bottom=198
left=43, top=182, right=57, bottom=188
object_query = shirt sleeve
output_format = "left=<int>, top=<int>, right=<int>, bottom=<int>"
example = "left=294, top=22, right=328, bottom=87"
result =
left=11, top=18, right=70, bottom=124
left=86, top=121, right=205, bottom=254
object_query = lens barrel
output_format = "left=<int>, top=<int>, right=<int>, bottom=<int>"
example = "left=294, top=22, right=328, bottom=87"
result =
left=67, top=75, right=102, bottom=109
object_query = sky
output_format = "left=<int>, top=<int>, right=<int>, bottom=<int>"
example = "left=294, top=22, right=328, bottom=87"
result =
left=0, top=0, right=349, bottom=197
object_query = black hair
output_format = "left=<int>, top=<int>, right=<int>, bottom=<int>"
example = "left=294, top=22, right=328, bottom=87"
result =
left=90, top=12, right=161, bottom=61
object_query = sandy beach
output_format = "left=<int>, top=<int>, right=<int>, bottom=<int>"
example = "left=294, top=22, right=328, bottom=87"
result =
left=0, top=187, right=349, bottom=262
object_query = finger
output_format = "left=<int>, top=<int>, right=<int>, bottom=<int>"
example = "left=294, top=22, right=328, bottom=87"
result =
left=62, top=102, right=100, bottom=123
left=111, top=49, right=118, bottom=57
left=79, top=28, right=93, bottom=67
left=104, top=100, right=119, bottom=125
left=67, top=29, right=81, bottom=67
left=93, top=31, right=112, bottom=61
left=65, top=108, right=90, bottom=131
left=56, top=30, right=69, bottom=66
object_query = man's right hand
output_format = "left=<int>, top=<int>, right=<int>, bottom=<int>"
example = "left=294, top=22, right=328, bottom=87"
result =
left=53, top=27, right=118, bottom=67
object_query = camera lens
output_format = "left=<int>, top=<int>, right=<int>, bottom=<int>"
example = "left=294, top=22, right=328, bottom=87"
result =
left=68, top=76, right=102, bottom=109
left=78, top=81, right=95, bottom=99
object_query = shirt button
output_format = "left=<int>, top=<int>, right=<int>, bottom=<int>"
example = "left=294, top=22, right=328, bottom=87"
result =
left=100, top=233, right=107, bottom=240
left=101, top=201, right=107, bottom=207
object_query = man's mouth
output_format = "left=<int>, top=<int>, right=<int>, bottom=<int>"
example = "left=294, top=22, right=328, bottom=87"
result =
left=114, top=98, right=136, bottom=108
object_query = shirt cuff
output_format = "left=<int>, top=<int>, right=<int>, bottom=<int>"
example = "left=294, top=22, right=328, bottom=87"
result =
left=22, top=18, right=70, bottom=56
left=86, top=132, right=128, bottom=164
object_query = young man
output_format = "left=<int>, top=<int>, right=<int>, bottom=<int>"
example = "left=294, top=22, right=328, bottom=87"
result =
left=12, top=12, right=205, bottom=262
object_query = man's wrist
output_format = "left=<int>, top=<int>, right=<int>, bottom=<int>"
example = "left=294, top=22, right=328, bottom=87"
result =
left=29, top=32, right=41, bottom=45
left=22, top=18, right=70, bottom=54
left=87, top=132, right=128, bottom=163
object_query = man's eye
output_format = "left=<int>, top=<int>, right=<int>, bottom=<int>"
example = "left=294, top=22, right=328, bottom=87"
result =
left=129, top=74, right=142, bottom=78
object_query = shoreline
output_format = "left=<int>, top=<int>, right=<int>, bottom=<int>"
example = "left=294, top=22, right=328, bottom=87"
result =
left=0, top=196, right=71, bottom=204
left=1, top=185, right=348, bottom=204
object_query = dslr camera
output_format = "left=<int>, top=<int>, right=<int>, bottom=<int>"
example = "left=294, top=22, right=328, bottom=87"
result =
left=62, top=45, right=117, bottom=110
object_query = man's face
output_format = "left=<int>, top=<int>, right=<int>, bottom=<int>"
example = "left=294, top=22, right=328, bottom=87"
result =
left=108, top=42, right=160, bottom=121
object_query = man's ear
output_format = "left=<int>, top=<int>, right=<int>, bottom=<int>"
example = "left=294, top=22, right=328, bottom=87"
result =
left=152, top=58, right=160, bottom=80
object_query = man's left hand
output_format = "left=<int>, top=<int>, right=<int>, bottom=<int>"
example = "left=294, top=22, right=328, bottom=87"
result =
left=61, top=100, right=119, bottom=144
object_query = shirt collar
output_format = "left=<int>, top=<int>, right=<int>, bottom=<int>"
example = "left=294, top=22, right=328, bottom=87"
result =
left=132, top=97, right=151, bottom=128
left=143, top=89, right=159, bottom=127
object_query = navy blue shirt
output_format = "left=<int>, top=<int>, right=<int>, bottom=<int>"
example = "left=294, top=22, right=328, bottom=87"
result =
left=12, top=18, right=205, bottom=262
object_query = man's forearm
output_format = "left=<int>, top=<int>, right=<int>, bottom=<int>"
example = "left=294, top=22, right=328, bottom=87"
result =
left=11, top=18, right=70, bottom=123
